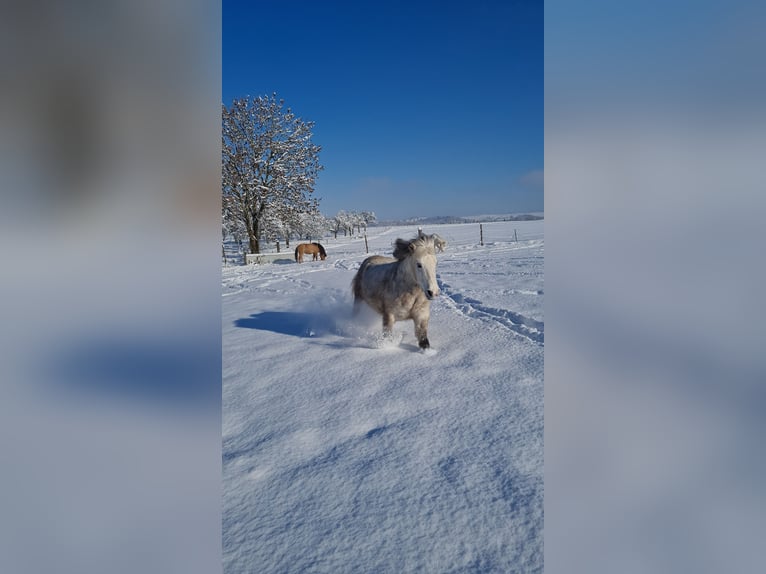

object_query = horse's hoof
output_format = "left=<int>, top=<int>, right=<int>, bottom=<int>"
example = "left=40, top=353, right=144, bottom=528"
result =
left=419, top=338, right=430, bottom=349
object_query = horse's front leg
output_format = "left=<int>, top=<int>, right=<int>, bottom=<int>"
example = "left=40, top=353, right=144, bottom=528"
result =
left=382, top=312, right=396, bottom=340
left=414, top=313, right=430, bottom=349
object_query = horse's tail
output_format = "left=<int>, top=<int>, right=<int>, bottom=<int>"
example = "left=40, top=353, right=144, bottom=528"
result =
left=294, top=246, right=299, bottom=261
left=351, top=262, right=363, bottom=301
left=352, top=257, right=373, bottom=301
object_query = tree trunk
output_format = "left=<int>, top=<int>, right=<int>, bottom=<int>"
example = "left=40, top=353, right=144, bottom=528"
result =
left=247, top=205, right=263, bottom=253
left=248, top=234, right=259, bottom=254
left=248, top=219, right=260, bottom=253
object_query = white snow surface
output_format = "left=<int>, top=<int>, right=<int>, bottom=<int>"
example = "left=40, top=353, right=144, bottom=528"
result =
left=222, top=220, right=544, bottom=573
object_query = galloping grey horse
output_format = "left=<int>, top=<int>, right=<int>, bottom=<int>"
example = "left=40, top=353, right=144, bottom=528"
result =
left=352, top=231, right=446, bottom=349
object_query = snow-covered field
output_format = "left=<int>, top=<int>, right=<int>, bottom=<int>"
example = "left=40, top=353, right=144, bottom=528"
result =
left=222, top=220, right=544, bottom=573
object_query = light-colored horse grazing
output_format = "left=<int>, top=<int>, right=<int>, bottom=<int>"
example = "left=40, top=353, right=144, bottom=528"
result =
left=352, top=231, right=446, bottom=349
left=295, top=242, right=327, bottom=263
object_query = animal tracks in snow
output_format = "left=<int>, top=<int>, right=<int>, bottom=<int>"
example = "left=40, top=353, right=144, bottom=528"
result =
left=437, top=278, right=544, bottom=345
left=333, top=258, right=357, bottom=271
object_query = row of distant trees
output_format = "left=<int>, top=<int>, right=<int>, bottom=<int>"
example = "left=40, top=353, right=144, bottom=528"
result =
left=222, top=94, right=375, bottom=254
left=330, top=210, right=376, bottom=238
left=223, top=207, right=376, bottom=254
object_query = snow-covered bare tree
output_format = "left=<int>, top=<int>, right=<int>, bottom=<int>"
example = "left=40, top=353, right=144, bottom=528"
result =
left=222, top=195, right=247, bottom=256
left=352, top=211, right=367, bottom=233
left=283, top=197, right=320, bottom=246
left=222, top=94, right=323, bottom=253
left=360, top=211, right=377, bottom=230
left=298, top=211, right=329, bottom=241
left=343, top=212, right=355, bottom=236
left=260, top=209, right=287, bottom=251
left=270, top=202, right=299, bottom=247
left=332, top=210, right=349, bottom=238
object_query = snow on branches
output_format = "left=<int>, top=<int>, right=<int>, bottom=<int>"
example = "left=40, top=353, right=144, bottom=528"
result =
left=331, top=210, right=376, bottom=238
left=222, top=94, right=323, bottom=254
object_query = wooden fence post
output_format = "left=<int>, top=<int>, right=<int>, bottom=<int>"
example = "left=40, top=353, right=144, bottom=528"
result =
left=480, top=224, right=484, bottom=246
left=364, top=233, right=369, bottom=254
left=514, top=229, right=518, bottom=242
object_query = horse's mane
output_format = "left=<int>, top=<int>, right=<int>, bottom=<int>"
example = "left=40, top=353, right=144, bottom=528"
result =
left=392, top=239, right=409, bottom=260
left=392, top=233, right=447, bottom=260
left=312, top=242, right=326, bottom=257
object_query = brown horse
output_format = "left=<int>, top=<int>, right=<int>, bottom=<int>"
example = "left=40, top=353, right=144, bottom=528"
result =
left=294, top=242, right=327, bottom=263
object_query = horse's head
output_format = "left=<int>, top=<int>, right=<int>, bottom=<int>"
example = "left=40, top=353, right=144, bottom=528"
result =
left=394, top=233, right=446, bottom=300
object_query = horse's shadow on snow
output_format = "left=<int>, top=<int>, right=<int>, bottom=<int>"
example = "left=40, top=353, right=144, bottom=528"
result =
left=235, top=309, right=413, bottom=351
left=234, top=311, right=336, bottom=338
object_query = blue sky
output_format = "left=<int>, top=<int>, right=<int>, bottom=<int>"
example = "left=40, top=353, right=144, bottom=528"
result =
left=223, top=0, right=543, bottom=220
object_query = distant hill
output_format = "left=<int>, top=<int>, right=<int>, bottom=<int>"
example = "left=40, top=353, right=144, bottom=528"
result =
left=374, top=213, right=543, bottom=226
